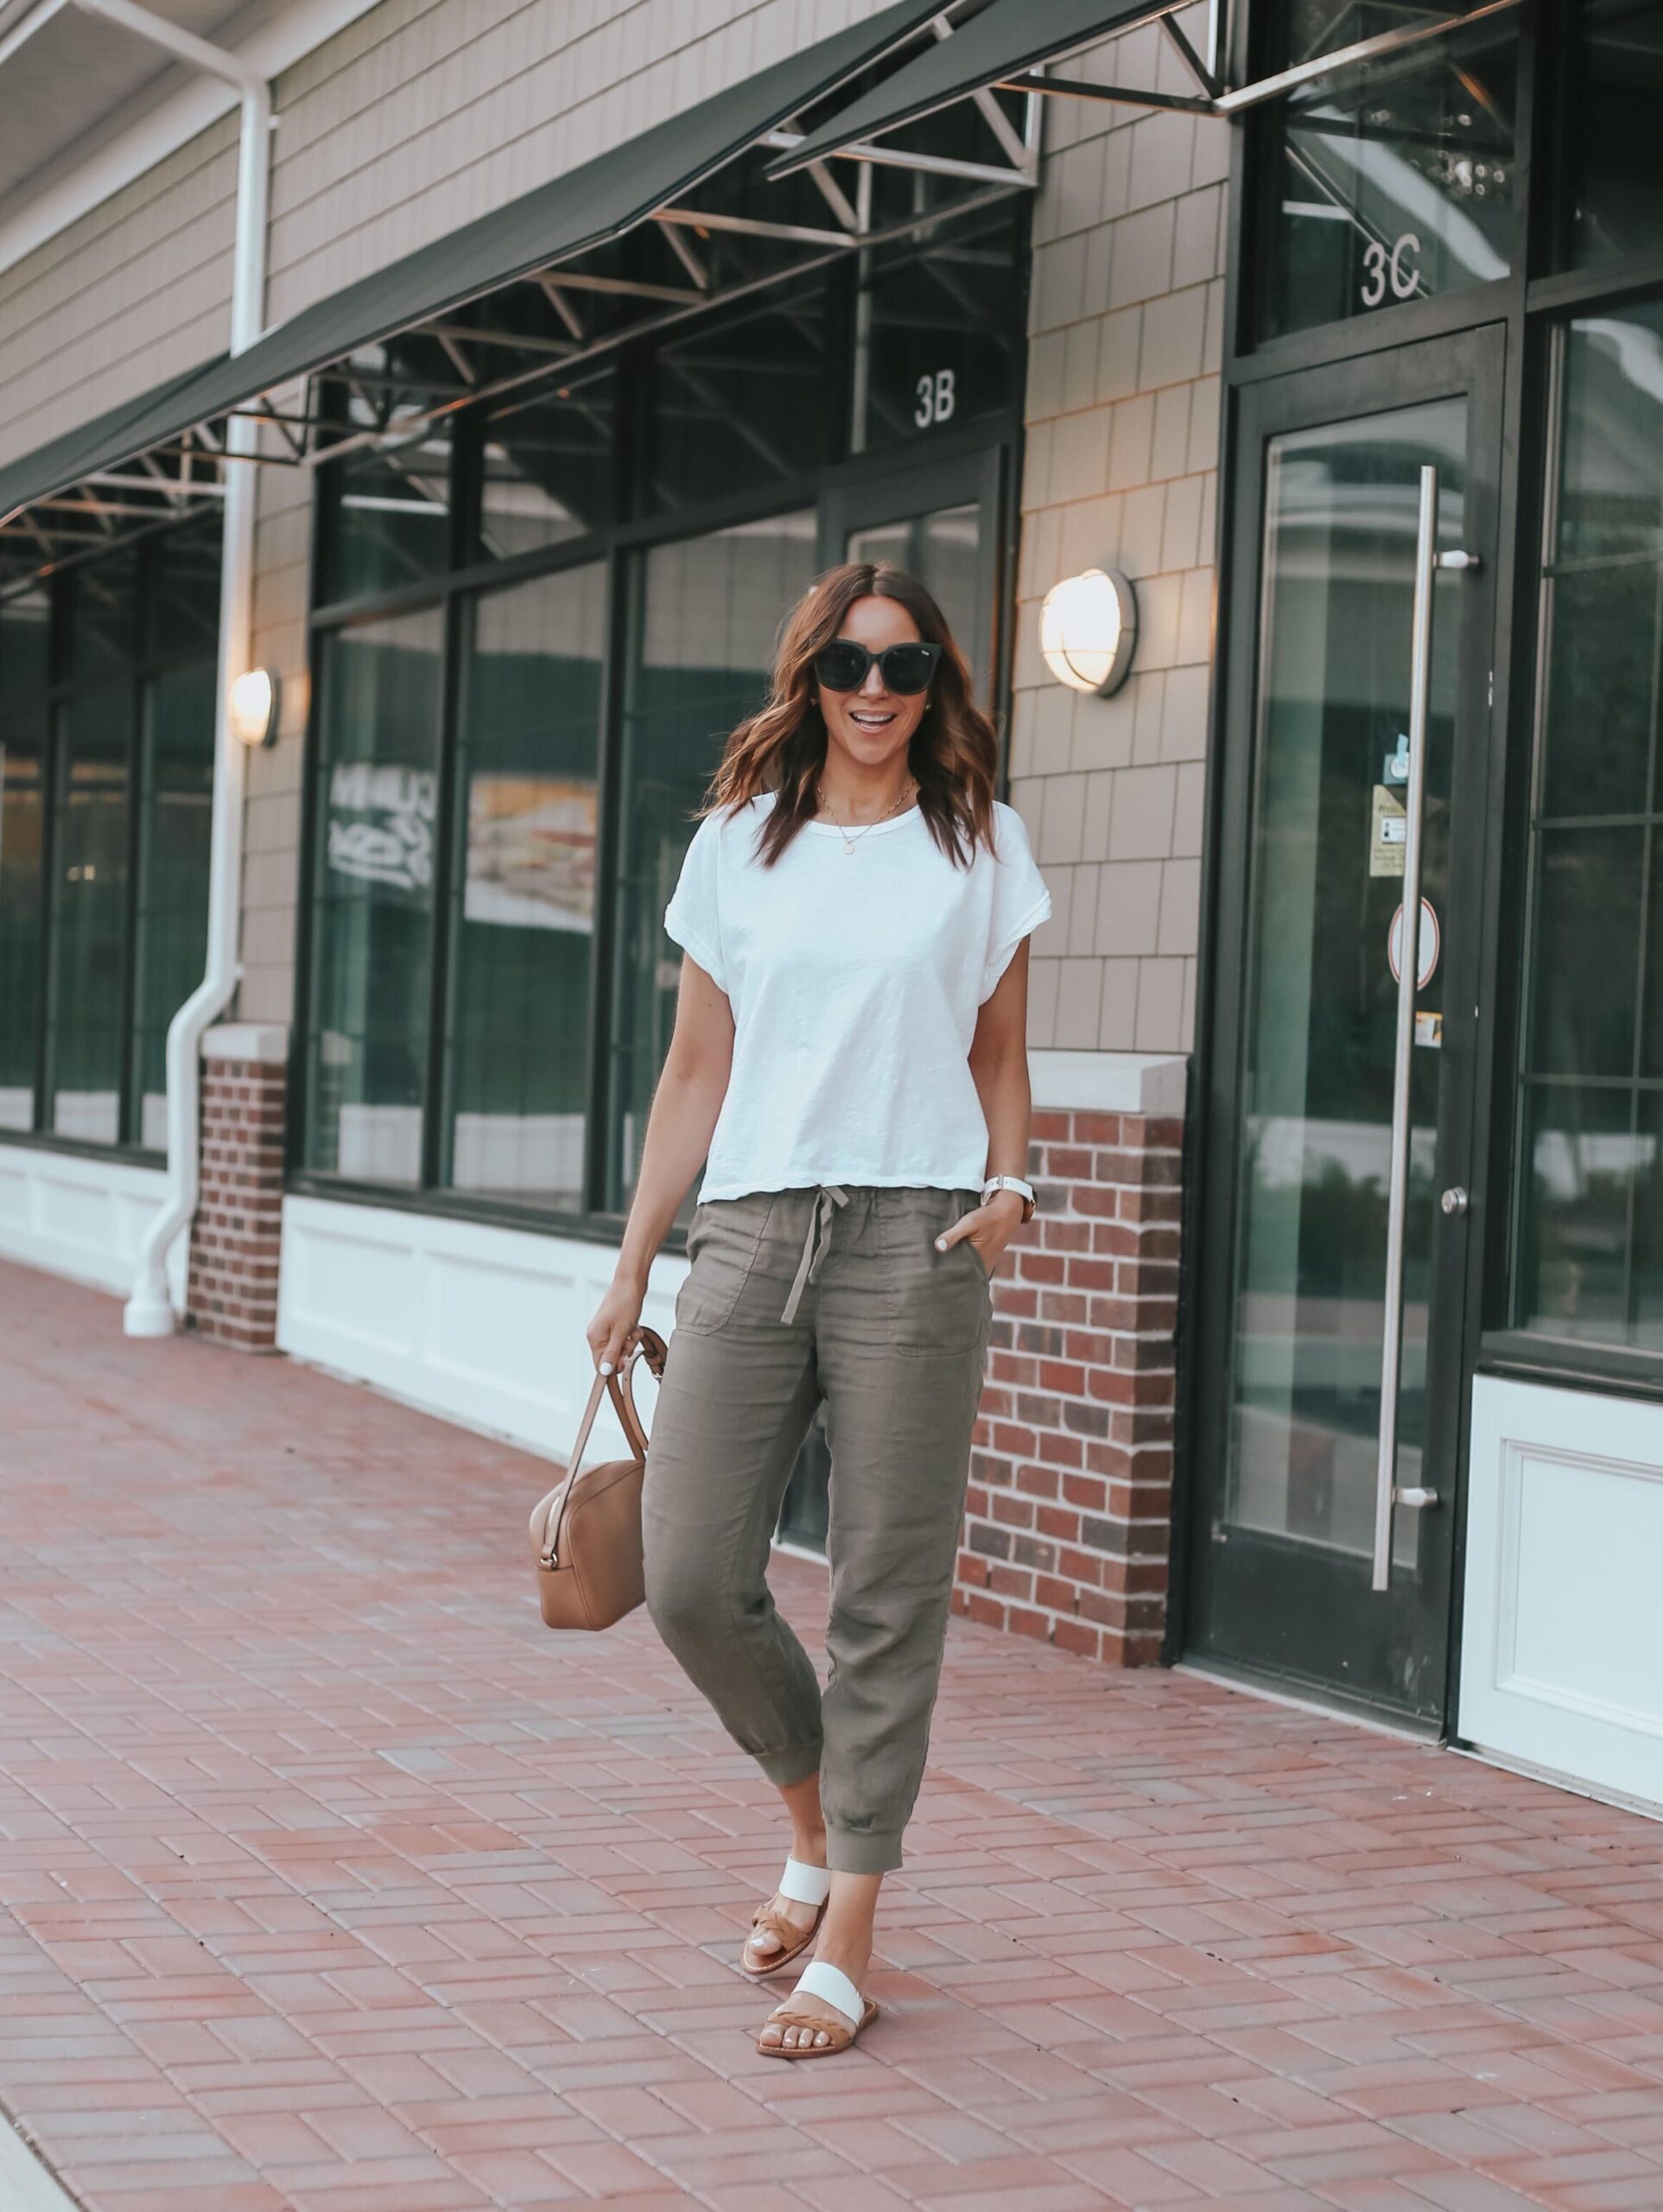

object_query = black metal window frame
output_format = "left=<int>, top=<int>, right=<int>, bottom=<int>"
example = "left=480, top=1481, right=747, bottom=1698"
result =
left=288, top=237, right=1030, bottom=1253
left=0, top=505, right=223, bottom=1163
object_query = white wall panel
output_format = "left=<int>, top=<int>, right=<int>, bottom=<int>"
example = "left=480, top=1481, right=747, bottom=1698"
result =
left=277, top=1192, right=686, bottom=1464
left=1460, top=1376, right=1663, bottom=1813
left=0, top=1144, right=188, bottom=1305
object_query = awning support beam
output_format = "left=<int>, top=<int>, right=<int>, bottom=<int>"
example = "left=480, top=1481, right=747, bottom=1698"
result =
left=655, top=204, right=854, bottom=250
left=657, top=219, right=710, bottom=288
left=1161, top=12, right=1222, bottom=99
left=927, top=10, right=1034, bottom=174
left=759, top=128, right=1030, bottom=188
left=997, top=69, right=1213, bottom=114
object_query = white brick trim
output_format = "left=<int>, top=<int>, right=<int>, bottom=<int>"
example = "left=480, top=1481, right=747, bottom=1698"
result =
left=201, top=1023, right=289, bottom=1065
left=1030, top=1048, right=1188, bottom=1116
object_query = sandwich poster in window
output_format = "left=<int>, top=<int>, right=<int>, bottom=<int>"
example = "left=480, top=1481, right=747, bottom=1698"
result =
left=461, top=773, right=596, bottom=931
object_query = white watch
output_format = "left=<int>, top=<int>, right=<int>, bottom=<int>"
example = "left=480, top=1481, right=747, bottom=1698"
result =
left=981, top=1173, right=1036, bottom=1223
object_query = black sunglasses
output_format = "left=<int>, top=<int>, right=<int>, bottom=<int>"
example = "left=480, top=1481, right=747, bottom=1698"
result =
left=813, top=638, right=942, bottom=696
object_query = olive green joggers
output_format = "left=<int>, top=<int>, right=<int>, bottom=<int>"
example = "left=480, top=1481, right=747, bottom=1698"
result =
left=641, top=1182, right=993, bottom=1875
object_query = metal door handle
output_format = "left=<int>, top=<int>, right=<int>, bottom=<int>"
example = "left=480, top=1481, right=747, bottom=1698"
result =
left=1373, top=467, right=1474, bottom=1593
left=1440, top=1186, right=1468, bottom=1217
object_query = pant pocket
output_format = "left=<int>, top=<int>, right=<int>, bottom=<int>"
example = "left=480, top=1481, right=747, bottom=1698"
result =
left=882, top=1187, right=988, bottom=1352
left=675, top=1194, right=772, bottom=1334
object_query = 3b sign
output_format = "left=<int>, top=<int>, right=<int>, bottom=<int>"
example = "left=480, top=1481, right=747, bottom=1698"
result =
left=914, top=367, right=957, bottom=429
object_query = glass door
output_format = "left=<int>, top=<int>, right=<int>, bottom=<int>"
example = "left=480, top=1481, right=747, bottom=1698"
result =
left=1187, top=331, right=1502, bottom=1724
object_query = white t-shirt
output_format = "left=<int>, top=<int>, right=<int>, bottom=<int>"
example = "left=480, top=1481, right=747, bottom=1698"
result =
left=663, top=789, right=1051, bottom=1203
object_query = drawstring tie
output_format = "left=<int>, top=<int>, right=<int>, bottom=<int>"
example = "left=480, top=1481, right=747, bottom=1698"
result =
left=779, top=1185, right=848, bottom=1325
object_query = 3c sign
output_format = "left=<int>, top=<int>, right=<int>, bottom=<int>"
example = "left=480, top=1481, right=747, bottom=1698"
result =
left=1361, top=232, right=1422, bottom=308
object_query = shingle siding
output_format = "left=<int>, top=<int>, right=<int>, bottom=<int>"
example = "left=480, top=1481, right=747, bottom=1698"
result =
left=1013, top=16, right=1225, bottom=1055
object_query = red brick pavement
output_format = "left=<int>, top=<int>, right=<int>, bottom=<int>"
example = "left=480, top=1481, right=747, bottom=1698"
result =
left=2, top=1258, right=1660, bottom=2212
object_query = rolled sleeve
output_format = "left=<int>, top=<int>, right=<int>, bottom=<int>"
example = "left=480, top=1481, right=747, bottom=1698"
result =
left=663, top=813, right=728, bottom=994
left=979, top=805, right=1052, bottom=1004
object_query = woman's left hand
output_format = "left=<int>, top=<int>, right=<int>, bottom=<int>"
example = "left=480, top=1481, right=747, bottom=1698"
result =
left=936, top=1188, right=1028, bottom=1276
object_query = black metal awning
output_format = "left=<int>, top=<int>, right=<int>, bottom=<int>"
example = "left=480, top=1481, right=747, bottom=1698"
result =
left=1, top=0, right=1037, bottom=589
left=766, top=0, right=1217, bottom=181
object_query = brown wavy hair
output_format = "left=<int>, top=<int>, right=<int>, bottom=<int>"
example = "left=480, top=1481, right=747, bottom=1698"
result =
left=695, top=561, right=1000, bottom=869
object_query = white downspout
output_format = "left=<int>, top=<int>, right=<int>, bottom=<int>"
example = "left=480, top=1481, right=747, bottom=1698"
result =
left=93, top=1, right=272, bottom=1334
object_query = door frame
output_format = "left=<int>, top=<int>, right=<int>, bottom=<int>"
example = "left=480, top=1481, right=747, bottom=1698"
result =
left=1182, top=323, right=1508, bottom=1726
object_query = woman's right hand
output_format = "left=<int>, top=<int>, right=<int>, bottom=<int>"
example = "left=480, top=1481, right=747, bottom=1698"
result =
left=587, top=1270, right=646, bottom=1375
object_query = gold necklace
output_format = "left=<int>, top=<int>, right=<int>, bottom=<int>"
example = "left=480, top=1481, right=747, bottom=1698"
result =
left=815, top=779, right=917, bottom=855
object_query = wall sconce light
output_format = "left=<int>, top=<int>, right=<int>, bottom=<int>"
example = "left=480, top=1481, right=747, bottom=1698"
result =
left=228, top=667, right=281, bottom=747
left=1039, top=568, right=1138, bottom=696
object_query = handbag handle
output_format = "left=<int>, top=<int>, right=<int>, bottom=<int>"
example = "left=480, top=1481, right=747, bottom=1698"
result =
left=542, top=1326, right=669, bottom=1567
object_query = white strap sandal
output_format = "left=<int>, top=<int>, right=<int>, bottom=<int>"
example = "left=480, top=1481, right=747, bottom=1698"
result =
left=757, top=1958, right=879, bottom=2059
left=739, top=1856, right=831, bottom=1978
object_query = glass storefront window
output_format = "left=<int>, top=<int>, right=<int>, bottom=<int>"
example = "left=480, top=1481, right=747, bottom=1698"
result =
left=477, top=374, right=616, bottom=560
left=67, top=550, right=138, bottom=685
left=1564, top=0, right=1663, bottom=268
left=0, top=591, right=49, bottom=1133
left=298, top=196, right=1024, bottom=1218
left=649, top=291, right=830, bottom=511
left=322, top=423, right=454, bottom=604
left=130, top=662, right=216, bottom=1150
left=1257, top=4, right=1516, bottom=342
left=130, top=515, right=220, bottom=1148
left=606, top=512, right=818, bottom=1211
left=303, top=609, right=444, bottom=1185
left=441, top=564, right=606, bottom=1205
left=46, top=686, right=132, bottom=1144
left=1513, top=302, right=1663, bottom=1347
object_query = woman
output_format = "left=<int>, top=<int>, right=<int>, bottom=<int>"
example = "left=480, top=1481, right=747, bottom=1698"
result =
left=586, top=561, right=1050, bottom=2059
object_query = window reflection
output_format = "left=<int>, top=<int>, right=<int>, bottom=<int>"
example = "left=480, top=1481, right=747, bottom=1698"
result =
left=855, top=200, right=1024, bottom=454
left=650, top=294, right=829, bottom=510
left=321, top=354, right=455, bottom=603
left=441, top=565, right=606, bottom=1205
left=1565, top=0, right=1663, bottom=267
left=131, top=663, right=216, bottom=1152
left=1556, top=310, right=1663, bottom=562
left=0, top=591, right=49, bottom=1133
left=303, top=610, right=444, bottom=1185
left=479, top=374, right=615, bottom=560
left=607, top=511, right=818, bottom=1211
left=48, top=688, right=131, bottom=1144
left=1260, top=8, right=1515, bottom=340
left=130, top=513, right=220, bottom=1152
left=847, top=503, right=987, bottom=698
left=1514, top=302, right=1663, bottom=1348
left=1225, top=401, right=1467, bottom=1556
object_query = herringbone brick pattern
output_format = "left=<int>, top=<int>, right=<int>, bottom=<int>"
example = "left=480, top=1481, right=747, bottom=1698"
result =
left=2, top=1260, right=1660, bottom=2212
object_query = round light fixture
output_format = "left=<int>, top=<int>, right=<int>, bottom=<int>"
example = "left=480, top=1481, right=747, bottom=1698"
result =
left=228, top=667, right=280, bottom=747
left=1039, top=568, right=1138, bottom=696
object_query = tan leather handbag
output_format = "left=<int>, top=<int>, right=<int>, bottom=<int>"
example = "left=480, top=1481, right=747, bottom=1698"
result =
left=528, top=1326, right=668, bottom=1631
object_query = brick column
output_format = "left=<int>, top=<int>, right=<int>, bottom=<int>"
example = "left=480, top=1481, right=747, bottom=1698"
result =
left=186, top=1025, right=289, bottom=1351
left=954, top=1055, right=1187, bottom=1667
